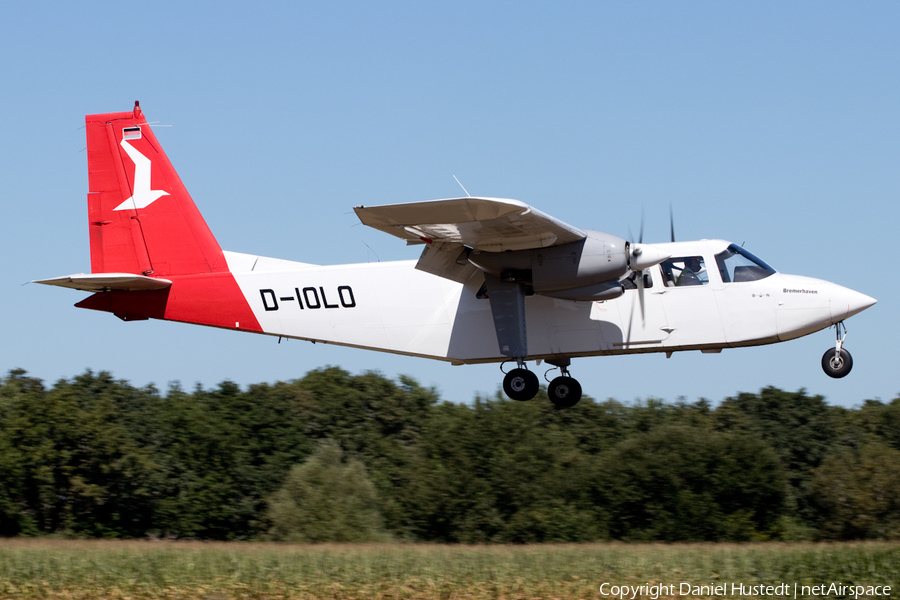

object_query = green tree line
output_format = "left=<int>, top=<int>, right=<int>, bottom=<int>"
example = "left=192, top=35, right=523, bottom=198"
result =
left=0, top=367, right=898, bottom=541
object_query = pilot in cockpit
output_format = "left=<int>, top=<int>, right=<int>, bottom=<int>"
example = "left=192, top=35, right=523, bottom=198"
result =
left=676, top=257, right=706, bottom=286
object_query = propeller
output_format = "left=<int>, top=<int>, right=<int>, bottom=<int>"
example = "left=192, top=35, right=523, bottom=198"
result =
left=627, top=213, right=645, bottom=324
left=627, top=212, right=672, bottom=325
left=628, top=213, right=645, bottom=324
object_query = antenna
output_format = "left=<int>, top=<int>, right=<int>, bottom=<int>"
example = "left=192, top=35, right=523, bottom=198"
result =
left=453, top=175, right=471, bottom=197
left=363, top=241, right=380, bottom=262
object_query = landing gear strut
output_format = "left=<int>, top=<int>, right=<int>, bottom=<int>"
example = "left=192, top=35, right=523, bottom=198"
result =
left=545, top=358, right=582, bottom=408
left=503, top=361, right=540, bottom=401
left=822, top=321, right=853, bottom=379
left=483, top=274, right=582, bottom=406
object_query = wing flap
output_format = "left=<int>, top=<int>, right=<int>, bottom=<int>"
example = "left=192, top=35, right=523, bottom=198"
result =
left=415, top=242, right=479, bottom=284
left=34, top=273, right=173, bottom=293
left=355, top=197, right=585, bottom=252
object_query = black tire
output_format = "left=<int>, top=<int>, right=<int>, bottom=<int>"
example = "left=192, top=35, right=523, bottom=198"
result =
left=822, top=348, right=853, bottom=378
left=548, top=376, right=582, bottom=408
left=503, top=368, right=539, bottom=401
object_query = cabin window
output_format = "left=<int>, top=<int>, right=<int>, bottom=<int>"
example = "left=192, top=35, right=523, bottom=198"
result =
left=661, top=256, right=709, bottom=287
left=715, top=244, right=776, bottom=283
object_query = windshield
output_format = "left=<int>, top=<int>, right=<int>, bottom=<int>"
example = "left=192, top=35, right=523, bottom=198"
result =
left=715, top=244, right=776, bottom=283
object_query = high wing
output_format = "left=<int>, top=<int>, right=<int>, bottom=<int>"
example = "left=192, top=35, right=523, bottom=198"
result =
left=354, top=197, right=586, bottom=252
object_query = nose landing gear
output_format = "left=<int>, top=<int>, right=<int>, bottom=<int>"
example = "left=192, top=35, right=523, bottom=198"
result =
left=822, top=321, right=853, bottom=378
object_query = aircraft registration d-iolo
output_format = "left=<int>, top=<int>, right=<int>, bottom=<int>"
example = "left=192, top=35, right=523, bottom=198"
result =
left=38, top=103, right=876, bottom=408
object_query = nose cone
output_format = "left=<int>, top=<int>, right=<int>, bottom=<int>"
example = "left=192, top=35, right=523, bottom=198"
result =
left=831, top=284, right=877, bottom=322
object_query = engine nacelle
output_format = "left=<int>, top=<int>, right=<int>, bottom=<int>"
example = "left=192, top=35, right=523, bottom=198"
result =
left=539, top=281, right=624, bottom=301
left=531, top=230, right=628, bottom=292
left=467, top=230, right=629, bottom=293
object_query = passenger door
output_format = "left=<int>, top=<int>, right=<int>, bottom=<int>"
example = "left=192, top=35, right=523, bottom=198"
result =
left=657, top=255, right=726, bottom=347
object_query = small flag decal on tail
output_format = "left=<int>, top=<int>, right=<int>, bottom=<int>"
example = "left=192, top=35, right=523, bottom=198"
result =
left=123, top=126, right=141, bottom=140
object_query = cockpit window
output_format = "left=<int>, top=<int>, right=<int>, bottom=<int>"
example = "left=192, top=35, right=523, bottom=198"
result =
left=660, top=256, right=709, bottom=287
left=715, top=244, right=776, bottom=283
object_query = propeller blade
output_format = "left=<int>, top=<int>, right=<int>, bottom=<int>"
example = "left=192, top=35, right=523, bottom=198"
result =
left=637, top=269, right=646, bottom=325
left=625, top=286, right=635, bottom=346
left=639, top=210, right=645, bottom=244
left=669, top=205, right=675, bottom=243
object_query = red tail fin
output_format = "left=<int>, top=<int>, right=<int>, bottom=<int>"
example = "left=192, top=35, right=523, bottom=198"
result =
left=86, top=102, right=227, bottom=276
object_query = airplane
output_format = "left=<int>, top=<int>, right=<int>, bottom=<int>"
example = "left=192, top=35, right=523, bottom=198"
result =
left=37, top=103, right=877, bottom=408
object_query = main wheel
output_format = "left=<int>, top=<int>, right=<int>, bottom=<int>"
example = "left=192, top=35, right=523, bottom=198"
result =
left=503, top=368, right=539, bottom=401
left=822, top=348, right=853, bottom=378
left=548, top=376, right=582, bottom=408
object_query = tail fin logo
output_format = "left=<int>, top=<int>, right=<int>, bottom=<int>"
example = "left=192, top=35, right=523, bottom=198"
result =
left=113, top=138, right=170, bottom=211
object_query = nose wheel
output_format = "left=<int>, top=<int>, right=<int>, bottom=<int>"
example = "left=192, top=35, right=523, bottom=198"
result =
left=822, top=321, right=853, bottom=379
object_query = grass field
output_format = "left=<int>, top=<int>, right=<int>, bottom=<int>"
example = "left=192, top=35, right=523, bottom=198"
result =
left=0, top=539, right=897, bottom=599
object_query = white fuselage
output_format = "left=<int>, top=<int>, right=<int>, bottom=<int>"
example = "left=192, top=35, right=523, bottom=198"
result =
left=224, top=240, right=873, bottom=365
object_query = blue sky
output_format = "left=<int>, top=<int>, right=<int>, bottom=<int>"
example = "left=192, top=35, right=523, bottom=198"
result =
left=2, top=1, right=897, bottom=407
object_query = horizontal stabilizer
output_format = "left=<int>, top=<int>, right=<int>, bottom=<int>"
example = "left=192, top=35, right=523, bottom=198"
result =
left=34, top=273, right=173, bottom=293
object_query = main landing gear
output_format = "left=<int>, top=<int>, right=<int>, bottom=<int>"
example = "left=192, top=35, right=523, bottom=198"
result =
left=503, top=363, right=540, bottom=401
left=484, top=274, right=582, bottom=407
left=501, top=358, right=583, bottom=408
left=822, top=321, right=853, bottom=379
left=546, top=360, right=582, bottom=408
